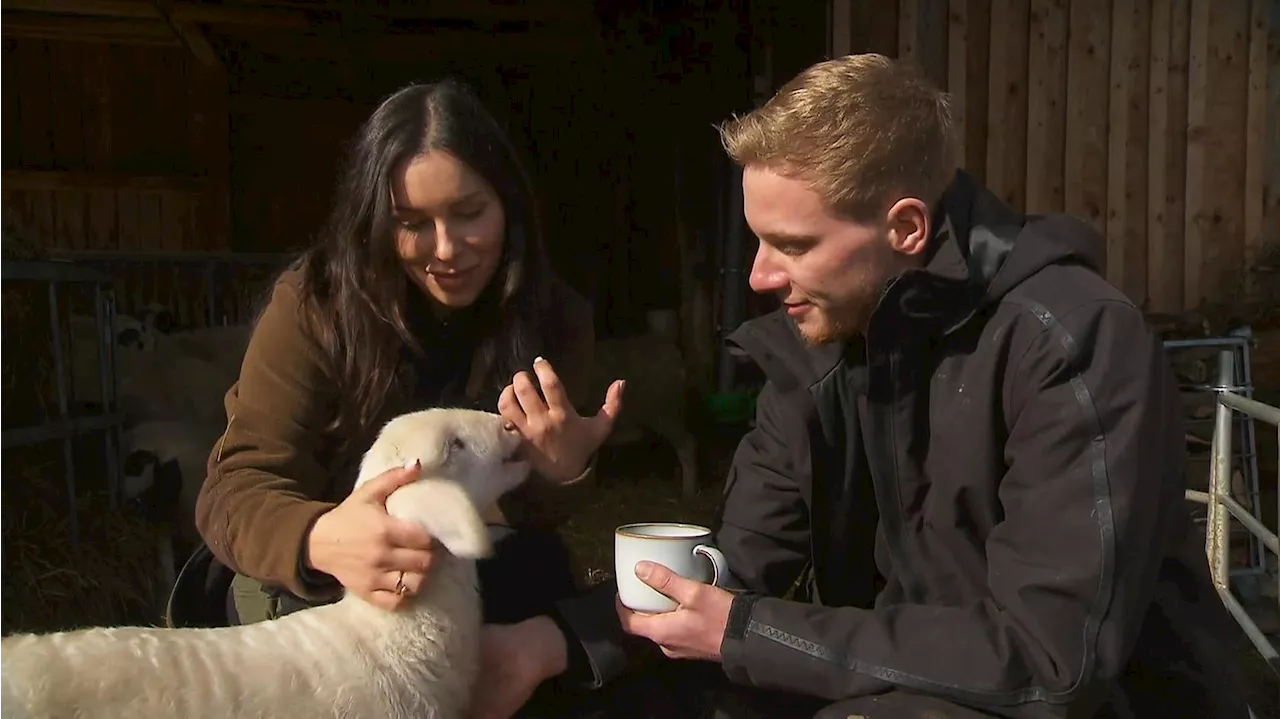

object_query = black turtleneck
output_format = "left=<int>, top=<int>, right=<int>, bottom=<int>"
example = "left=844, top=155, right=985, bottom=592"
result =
left=402, top=286, right=485, bottom=410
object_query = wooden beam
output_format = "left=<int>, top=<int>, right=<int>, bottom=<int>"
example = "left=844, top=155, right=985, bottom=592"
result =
left=149, top=0, right=221, bottom=70
left=1, top=170, right=206, bottom=193
left=222, top=27, right=595, bottom=62
left=203, top=0, right=592, bottom=24
left=1, top=0, right=309, bottom=28
left=0, top=11, right=179, bottom=45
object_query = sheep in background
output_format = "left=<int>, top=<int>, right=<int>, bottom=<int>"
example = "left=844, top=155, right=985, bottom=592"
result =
left=0, top=407, right=532, bottom=719
left=66, top=310, right=156, bottom=408
left=153, top=323, right=254, bottom=380
left=589, top=325, right=700, bottom=499
left=120, top=418, right=224, bottom=547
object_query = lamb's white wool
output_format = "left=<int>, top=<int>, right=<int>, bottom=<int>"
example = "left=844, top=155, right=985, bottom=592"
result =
left=0, top=407, right=531, bottom=719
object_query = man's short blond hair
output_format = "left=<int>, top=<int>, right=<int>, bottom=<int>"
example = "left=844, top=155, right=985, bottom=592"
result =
left=718, top=53, right=959, bottom=223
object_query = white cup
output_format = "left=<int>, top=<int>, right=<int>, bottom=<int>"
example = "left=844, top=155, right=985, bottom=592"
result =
left=614, top=522, right=729, bottom=613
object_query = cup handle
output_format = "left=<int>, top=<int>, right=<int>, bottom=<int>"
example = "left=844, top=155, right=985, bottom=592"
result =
left=693, top=544, right=729, bottom=588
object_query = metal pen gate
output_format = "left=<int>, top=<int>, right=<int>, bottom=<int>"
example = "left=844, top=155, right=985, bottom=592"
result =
left=1181, top=347, right=1280, bottom=673
left=2, top=258, right=124, bottom=545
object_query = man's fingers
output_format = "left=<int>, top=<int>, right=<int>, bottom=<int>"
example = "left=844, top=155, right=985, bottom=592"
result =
left=353, top=460, right=421, bottom=503
left=634, top=560, right=698, bottom=605
left=531, top=356, right=573, bottom=415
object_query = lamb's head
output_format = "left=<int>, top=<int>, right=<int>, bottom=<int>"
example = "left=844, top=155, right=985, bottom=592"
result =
left=356, top=407, right=531, bottom=560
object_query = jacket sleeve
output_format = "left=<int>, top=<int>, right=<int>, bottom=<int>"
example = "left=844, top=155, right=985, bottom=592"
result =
left=720, top=300, right=1184, bottom=717
left=551, top=380, right=812, bottom=689
left=496, top=291, right=599, bottom=531
left=194, top=274, right=344, bottom=602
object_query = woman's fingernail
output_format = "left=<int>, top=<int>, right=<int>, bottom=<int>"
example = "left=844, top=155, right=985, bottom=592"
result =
left=404, top=458, right=420, bottom=471
left=534, top=355, right=545, bottom=364
left=634, top=561, right=653, bottom=579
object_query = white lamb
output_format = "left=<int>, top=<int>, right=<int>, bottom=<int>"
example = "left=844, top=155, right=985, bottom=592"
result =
left=0, top=407, right=532, bottom=719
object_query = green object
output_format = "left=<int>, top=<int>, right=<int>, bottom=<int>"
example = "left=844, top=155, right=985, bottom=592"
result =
left=704, top=389, right=760, bottom=425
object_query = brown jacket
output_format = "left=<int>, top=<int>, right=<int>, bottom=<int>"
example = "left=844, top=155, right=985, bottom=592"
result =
left=194, top=269, right=598, bottom=601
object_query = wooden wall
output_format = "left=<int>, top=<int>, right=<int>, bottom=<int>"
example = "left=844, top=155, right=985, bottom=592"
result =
left=832, top=0, right=1280, bottom=316
left=1, top=37, right=229, bottom=253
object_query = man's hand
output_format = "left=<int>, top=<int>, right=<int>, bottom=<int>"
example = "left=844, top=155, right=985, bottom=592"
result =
left=469, top=616, right=569, bottom=719
left=615, top=560, right=734, bottom=662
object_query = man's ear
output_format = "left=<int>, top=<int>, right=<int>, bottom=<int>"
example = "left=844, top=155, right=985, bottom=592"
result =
left=885, top=197, right=931, bottom=256
left=383, top=479, right=493, bottom=559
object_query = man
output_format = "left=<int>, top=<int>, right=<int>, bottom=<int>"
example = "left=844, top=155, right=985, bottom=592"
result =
left=475, top=53, right=1254, bottom=719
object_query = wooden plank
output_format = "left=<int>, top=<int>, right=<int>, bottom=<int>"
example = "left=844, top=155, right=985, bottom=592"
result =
left=985, top=0, right=1030, bottom=210
left=900, top=0, right=921, bottom=66
left=948, top=0, right=968, bottom=164
left=185, top=52, right=230, bottom=249
left=831, top=0, right=852, bottom=57
left=1184, top=0, right=1210, bottom=309
left=78, top=41, right=115, bottom=251
left=114, top=190, right=139, bottom=254
left=2, top=170, right=205, bottom=192
left=1267, top=0, right=1280, bottom=275
left=2, top=0, right=310, bottom=28
left=1192, top=1, right=1250, bottom=308
left=13, top=38, right=56, bottom=247
left=1064, top=0, right=1111, bottom=239
left=48, top=40, right=89, bottom=250
left=962, top=0, right=992, bottom=180
left=900, top=0, right=948, bottom=89
left=1243, top=0, right=1270, bottom=297
left=1106, top=0, right=1151, bottom=305
left=136, top=191, right=162, bottom=251
left=1147, top=0, right=1191, bottom=313
left=2, top=40, right=19, bottom=165
left=1025, top=0, right=1068, bottom=214
left=0, top=12, right=179, bottom=46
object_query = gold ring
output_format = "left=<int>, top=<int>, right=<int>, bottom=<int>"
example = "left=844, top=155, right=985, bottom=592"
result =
left=395, top=571, right=407, bottom=596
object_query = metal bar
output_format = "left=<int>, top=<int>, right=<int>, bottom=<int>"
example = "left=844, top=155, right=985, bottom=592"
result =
left=1236, top=343, right=1267, bottom=576
left=1218, top=391, right=1280, bottom=426
left=1162, top=336, right=1251, bottom=350
left=1217, top=493, right=1280, bottom=555
left=2, top=259, right=115, bottom=283
left=46, top=282, right=80, bottom=546
left=1215, top=584, right=1280, bottom=670
left=1207, top=350, right=1236, bottom=589
left=1, top=413, right=127, bottom=449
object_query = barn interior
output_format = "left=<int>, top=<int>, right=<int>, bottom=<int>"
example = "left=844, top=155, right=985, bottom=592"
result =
left=1, top=0, right=1277, bottom=710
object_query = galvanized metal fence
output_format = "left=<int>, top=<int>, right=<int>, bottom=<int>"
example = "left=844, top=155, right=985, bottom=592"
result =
left=1182, top=348, right=1280, bottom=673
left=43, top=249, right=297, bottom=329
left=1, top=259, right=124, bottom=545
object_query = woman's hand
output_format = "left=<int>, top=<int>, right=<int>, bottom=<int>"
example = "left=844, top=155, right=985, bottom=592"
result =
left=469, top=616, right=569, bottom=719
left=498, top=356, right=624, bottom=483
left=304, top=461, right=438, bottom=611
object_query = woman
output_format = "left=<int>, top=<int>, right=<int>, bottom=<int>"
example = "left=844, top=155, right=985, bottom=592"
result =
left=191, top=79, right=623, bottom=631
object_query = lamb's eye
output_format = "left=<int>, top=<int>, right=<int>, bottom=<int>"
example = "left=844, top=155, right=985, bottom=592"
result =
left=448, top=437, right=467, bottom=453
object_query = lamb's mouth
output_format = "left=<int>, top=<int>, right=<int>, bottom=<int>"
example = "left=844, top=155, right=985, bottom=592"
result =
left=502, top=447, right=523, bottom=465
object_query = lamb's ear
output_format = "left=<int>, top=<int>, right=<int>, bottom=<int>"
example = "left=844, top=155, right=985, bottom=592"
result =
left=383, top=479, right=493, bottom=559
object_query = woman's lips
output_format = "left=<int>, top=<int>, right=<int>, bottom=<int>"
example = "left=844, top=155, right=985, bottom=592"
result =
left=428, top=267, right=476, bottom=289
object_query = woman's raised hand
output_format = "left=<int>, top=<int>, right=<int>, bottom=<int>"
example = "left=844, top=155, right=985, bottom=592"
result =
left=304, top=461, right=439, bottom=610
left=497, top=356, right=624, bottom=483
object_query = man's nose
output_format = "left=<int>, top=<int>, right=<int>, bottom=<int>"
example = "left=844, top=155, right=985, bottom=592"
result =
left=748, top=246, right=787, bottom=294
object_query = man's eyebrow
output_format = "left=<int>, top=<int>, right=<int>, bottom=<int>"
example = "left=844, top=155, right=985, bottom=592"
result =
left=758, top=232, right=818, bottom=244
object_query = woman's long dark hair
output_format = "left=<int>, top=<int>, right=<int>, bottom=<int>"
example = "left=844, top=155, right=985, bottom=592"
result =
left=293, top=79, right=557, bottom=436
